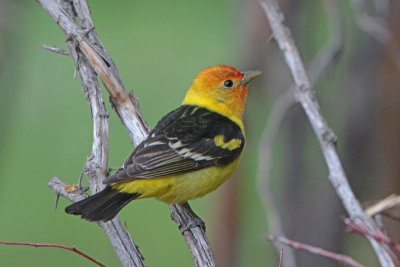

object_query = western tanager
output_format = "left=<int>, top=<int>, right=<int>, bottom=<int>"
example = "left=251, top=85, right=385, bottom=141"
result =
left=65, top=64, right=261, bottom=221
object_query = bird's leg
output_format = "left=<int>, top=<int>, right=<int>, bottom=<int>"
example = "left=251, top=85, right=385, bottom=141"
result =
left=172, top=202, right=206, bottom=233
left=182, top=202, right=206, bottom=230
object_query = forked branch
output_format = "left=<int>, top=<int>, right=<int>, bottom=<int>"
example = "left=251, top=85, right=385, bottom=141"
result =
left=38, top=0, right=215, bottom=266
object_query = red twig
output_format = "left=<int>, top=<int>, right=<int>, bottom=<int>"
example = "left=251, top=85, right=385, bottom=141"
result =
left=344, top=218, right=400, bottom=266
left=0, top=241, right=105, bottom=267
left=344, top=218, right=400, bottom=252
left=267, top=235, right=365, bottom=267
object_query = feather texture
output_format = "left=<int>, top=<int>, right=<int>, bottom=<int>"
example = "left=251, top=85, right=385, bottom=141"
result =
left=104, top=105, right=244, bottom=183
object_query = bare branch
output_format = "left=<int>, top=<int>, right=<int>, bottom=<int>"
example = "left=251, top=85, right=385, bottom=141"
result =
left=0, top=241, right=105, bottom=267
left=267, top=235, right=365, bottom=267
left=78, top=40, right=150, bottom=145
left=169, top=203, right=215, bottom=267
left=345, top=218, right=400, bottom=254
left=259, top=0, right=395, bottom=266
left=366, top=194, right=400, bottom=218
left=38, top=0, right=145, bottom=266
left=278, top=249, right=283, bottom=267
left=48, top=177, right=88, bottom=203
left=257, top=1, right=342, bottom=265
left=38, top=0, right=215, bottom=266
left=42, top=44, right=70, bottom=55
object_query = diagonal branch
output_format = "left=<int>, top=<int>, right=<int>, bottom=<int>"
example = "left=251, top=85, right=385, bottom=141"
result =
left=257, top=1, right=342, bottom=265
left=48, top=177, right=145, bottom=267
left=38, top=0, right=215, bottom=266
left=259, top=0, right=396, bottom=266
left=344, top=218, right=400, bottom=254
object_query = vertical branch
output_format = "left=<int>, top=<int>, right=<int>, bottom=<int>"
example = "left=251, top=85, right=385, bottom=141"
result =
left=257, top=89, right=296, bottom=266
left=39, top=0, right=145, bottom=266
left=38, top=0, right=215, bottom=266
left=258, top=0, right=396, bottom=266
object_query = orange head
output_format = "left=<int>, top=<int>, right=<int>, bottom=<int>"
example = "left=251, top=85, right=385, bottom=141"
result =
left=182, top=65, right=261, bottom=128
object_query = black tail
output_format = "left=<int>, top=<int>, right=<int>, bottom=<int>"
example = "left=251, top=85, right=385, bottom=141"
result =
left=65, top=186, right=139, bottom=222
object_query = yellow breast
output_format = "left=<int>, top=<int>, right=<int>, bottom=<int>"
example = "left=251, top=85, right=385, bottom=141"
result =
left=114, top=157, right=240, bottom=204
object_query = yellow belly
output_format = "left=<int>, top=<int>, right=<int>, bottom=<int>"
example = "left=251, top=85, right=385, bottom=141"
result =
left=113, top=158, right=240, bottom=204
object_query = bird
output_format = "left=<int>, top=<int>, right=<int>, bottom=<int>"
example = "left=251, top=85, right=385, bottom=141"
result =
left=65, top=64, right=261, bottom=222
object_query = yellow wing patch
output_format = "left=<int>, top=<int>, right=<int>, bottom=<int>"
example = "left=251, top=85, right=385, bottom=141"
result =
left=214, top=135, right=242, bottom=151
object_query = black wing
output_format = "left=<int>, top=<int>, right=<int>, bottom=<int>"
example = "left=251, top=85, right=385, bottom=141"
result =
left=104, top=105, right=244, bottom=184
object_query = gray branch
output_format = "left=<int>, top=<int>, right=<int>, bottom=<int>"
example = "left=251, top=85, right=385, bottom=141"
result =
left=257, top=2, right=342, bottom=265
left=38, top=0, right=215, bottom=266
left=42, top=44, right=70, bottom=55
left=48, top=178, right=145, bottom=267
left=38, top=0, right=145, bottom=266
left=49, top=177, right=88, bottom=203
left=259, top=0, right=396, bottom=266
left=169, top=203, right=215, bottom=267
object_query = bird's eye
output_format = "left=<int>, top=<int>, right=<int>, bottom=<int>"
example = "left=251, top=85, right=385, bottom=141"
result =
left=224, top=80, right=234, bottom=88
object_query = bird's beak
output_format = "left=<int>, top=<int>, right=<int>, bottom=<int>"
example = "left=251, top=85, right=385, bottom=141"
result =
left=240, top=70, right=262, bottom=85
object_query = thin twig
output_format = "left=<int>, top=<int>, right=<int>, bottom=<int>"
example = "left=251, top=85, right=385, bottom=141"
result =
left=0, top=241, right=105, bottom=267
left=267, top=235, right=365, bottom=267
left=278, top=248, right=283, bottom=267
left=344, top=218, right=400, bottom=266
left=49, top=177, right=89, bottom=203
left=42, top=44, right=70, bottom=55
left=344, top=218, right=400, bottom=253
left=366, top=194, right=400, bottom=217
left=259, top=0, right=395, bottom=266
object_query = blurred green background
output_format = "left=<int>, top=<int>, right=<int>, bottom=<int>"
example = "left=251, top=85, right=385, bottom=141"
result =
left=1, top=0, right=400, bottom=266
